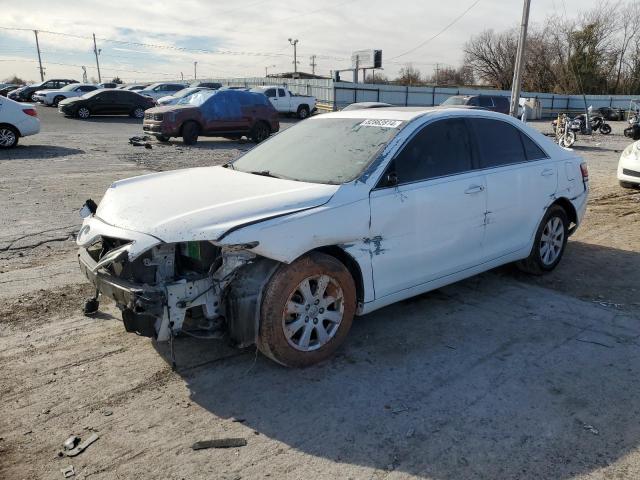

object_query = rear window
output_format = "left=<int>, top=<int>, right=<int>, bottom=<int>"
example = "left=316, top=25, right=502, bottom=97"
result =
left=470, top=118, right=527, bottom=168
left=442, top=96, right=466, bottom=106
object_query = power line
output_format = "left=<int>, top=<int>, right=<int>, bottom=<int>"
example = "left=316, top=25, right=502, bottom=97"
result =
left=389, top=0, right=482, bottom=60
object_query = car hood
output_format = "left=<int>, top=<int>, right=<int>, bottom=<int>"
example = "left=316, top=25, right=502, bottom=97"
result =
left=95, top=166, right=339, bottom=243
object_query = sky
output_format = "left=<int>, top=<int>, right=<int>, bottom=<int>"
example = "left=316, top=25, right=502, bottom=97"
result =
left=0, top=0, right=604, bottom=84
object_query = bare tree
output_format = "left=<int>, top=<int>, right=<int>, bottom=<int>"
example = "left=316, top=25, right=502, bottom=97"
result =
left=395, top=64, right=423, bottom=86
left=463, top=29, right=517, bottom=89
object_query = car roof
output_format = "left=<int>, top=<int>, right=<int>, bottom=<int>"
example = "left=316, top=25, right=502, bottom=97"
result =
left=325, top=105, right=499, bottom=121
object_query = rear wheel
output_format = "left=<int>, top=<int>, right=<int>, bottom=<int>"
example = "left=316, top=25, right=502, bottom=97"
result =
left=0, top=126, right=19, bottom=148
left=600, top=123, right=612, bottom=135
left=297, top=105, right=310, bottom=119
left=77, top=106, right=91, bottom=119
left=517, top=205, right=569, bottom=275
left=250, top=121, right=270, bottom=143
left=257, top=252, right=356, bottom=367
left=131, top=106, right=145, bottom=119
left=182, top=121, right=199, bottom=145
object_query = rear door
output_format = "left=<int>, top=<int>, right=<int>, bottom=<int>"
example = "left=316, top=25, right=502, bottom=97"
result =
left=200, top=91, right=245, bottom=134
left=470, top=117, right=557, bottom=259
left=91, top=91, right=116, bottom=114
left=369, top=118, right=487, bottom=297
left=263, top=88, right=278, bottom=110
left=276, top=88, right=290, bottom=113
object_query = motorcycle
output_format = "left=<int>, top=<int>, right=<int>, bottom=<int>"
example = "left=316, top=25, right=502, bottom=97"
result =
left=570, top=113, right=611, bottom=135
left=553, top=113, right=576, bottom=148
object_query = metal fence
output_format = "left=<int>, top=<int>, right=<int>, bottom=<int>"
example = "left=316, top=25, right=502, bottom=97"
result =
left=196, top=76, right=639, bottom=118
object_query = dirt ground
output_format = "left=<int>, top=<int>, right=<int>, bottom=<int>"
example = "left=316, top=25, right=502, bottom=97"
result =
left=1, top=107, right=639, bottom=480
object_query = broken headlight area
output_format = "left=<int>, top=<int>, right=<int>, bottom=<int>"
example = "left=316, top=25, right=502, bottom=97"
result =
left=79, top=238, right=258, bottom=342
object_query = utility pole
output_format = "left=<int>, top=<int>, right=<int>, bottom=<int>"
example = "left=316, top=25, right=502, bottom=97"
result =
left=194, top=61, right=198, bottom=79
left=309, top=55, right=317, bottom=75
left=92, top=33, right=102, bottom=83
left=354, top=55, right=359, bottom=83
left=435, top=63, right=440, bottom=86
left=82, top=66, right=88, bottom=83
left=509, top=0, right=531, bottom=117
left=288, top=38, right=298, bottom=76
left=33, top=30, right=45, bottom=81
left=180, top=72, right=184, bottom=81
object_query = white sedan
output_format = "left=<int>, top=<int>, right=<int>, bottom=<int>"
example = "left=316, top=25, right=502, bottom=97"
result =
left=76, top=107, right=588, bottom=367
left=0, top=96, right=40, bottom=148
left=33, top=83, right=98, bottom=106
left=618, top=141, right=640, bottom=188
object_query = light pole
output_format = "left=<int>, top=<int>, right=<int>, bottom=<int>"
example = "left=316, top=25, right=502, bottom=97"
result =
left=288, top=38, right=298, bottom=76
left=509, top=0, right=531, bottom=117
left=92, top=33, right=102, bottom=83
left=265, top=65, right=276, bottom=77
left=194, top=61, right=198, bottom=80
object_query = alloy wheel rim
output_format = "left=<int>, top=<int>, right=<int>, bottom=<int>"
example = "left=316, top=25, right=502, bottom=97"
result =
left=135, top=108, right=144, bottom=118
left=0, top=128, right=16, bottom=147
left=79, top=108, right=89, bottom=118
left=540, top=216, right=564, bottom=265
left=282, top=275, right=344, bottom=352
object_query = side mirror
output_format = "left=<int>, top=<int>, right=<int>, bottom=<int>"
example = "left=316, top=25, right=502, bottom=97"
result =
left=386, top=172, right=398, bottom=187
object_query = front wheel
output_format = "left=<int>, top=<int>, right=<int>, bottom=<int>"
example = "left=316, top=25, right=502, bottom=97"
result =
left=257, top=252, right=356, bottom=367
left=155, top=134, right=170, bottom=142
left=517, top=205, right=569, bottom=275
left=77, top=106, right=91, bottom=119
left=0, top=126, right=19, bottom=148
left=181, top=121, right=199, bottom=145
left=619, top=180, right=638, bottom=189
left=600, top=123, right=612, bottom=135
left=53, top=96, right=64, bottom=107
left=559, top=131, right=575, bottom=148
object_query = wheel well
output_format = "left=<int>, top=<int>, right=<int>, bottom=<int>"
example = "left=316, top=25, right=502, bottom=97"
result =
left=297, top=104, right=310, bottom=111
left=0, top=123, right=20, bottom=136
left=313, top=246, right=364, bottom=303
left=551, top=197, right=577, bottom=225
left=253, top=119, right=271, bottom=132
left=180, top=120, right=201, bottom=134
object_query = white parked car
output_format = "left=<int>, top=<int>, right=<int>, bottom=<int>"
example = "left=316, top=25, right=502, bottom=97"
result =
left=618, top=141, right=640, bottom=188
left=76, top=107, right=588, bottom=367
left=0, top=96, right=40, bottom=148
left=156, top=87, right=213, bottom=106
left=138, top=82, right=188, bottom=101
left=33, top=83, right=98, bottom=106
left=252, top=86, right=316, bottom=119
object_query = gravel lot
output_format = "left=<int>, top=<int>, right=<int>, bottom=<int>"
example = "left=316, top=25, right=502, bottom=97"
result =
left=1, top=106, right=639, bottom=480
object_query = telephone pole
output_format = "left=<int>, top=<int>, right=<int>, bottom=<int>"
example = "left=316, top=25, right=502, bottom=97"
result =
left=33, top=30, right=45, bottom=81
left=92, top=33, right=102, bottom=83
left=509, top=0, right=531, bottom=117
left=288, top=38, right=298, bottom=76
left=194, top=61, right=198, bottom=79
left=309, top=55, right=317, bottom=75
left=435, top=63, right=440, bottom=86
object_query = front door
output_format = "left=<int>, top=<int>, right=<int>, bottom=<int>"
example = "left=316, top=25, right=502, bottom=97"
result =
left=369, top=118, right=487, bottom=298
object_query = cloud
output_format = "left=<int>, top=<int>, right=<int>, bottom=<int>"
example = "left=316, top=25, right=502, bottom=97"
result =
left=1, top=0, right=605, bottom=83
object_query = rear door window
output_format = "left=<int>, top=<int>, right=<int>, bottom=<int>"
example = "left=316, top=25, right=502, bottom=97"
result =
left=521, top=133, right=548, bottom=160
left=478, top=96, right=494, bottom=108
left=277, top=88, right=286, bottom=97
left=264, top=88, right=276, bottom=97
left=470, top=118, right=528, bottom=168
left=389, top=118, right=475, bottom=185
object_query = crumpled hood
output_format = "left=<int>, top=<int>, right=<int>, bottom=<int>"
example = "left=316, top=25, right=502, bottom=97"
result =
left=96, top=166, right=339, bottom=243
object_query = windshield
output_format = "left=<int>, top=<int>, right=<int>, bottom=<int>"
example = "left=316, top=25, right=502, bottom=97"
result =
left=232, top=117, right=404, bottom=184
left=173, top=87, right=200, bottom=99
left=178, top=90, right=216, bottom=106
left=442, top=96, right=467, bottom=106
left=61, top=84, right=78, bottom=92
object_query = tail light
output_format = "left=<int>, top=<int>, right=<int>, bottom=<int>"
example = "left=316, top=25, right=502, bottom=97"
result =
left=22, top=108, right=38, bottom=117
left=580, top=162, right=589, bottom=182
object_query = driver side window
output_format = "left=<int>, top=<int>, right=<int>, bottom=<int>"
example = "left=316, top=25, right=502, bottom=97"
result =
left=382, top=118, right=475, bottom=187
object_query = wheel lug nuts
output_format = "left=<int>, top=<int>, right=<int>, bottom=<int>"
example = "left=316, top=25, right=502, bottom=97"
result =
left=319, top=308, right=324, bottom=313
left=313, top=318, right=318, bottom=324
left=314, top=299, right=319, bottom=305
left=305, top=316, right=309, bottom=322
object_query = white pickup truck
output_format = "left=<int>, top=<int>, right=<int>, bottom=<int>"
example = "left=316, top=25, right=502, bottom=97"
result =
left=252, top=86, right=316, bottom=119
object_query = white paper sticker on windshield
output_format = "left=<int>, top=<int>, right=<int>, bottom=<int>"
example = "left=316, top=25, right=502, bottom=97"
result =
left=359, top=119, right=402, bottom=128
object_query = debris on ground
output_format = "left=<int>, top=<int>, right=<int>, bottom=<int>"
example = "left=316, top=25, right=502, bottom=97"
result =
left=61, top=433, right=99, bottom=457
left=63, top=435, right=80, bottom=451
left=583, top=424, right=600, bottom=435
left=61, top=465, right=75, bottom=478
left=191, top=438, right=248, bottom=450
left=128, top=135, right=153, bottom=148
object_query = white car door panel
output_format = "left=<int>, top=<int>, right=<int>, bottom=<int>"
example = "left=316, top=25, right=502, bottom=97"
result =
left=368, top=118, right=487, bottom=298
left=470, top=118, right=558, bottom=259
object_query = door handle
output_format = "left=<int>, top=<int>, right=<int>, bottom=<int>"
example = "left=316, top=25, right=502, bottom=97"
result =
left=541, top=168, right=555, bottom=177
left=465, top=185, right=484, bottom=194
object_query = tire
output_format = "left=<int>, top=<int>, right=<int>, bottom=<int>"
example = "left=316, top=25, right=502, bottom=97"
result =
left=181, top=121, right=199, bottom=145
left=249, top=121, right=270, bottom=143
left=0, top=125, right=19, bottom=148
left=53, top=96, right=64, bottom=107
left=77, top=106, right=91, bottom=119
left=30, top=93, right=38, bottom=102
left=131, top=106, right=145, bottom=119
left=619, top=180, right=639, bottom=189
left=297, top=105, right=310, bottom=119
left=559, top=131, right=575, bottom=148
left=257, top=252, right=357, bottom=367
left=516, top=205, right=569, bottom=275
left=600, top=123, right=612, bottom=135
left=155, top=134, right=170, bottom=142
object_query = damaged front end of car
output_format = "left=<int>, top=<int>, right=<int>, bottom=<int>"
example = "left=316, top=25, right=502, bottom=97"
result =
left=77, top=213, right=278, bottom=347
